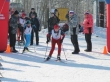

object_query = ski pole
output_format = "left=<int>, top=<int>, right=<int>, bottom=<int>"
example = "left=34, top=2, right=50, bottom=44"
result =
left=62, top=45, right=67, bottom=60
left=44, top=43, right=48, bottom=59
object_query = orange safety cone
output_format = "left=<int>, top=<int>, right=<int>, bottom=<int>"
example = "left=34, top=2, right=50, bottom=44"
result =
left=5, top=45, right=11, bottom=53
left=102, top=46, right=108, bottom=54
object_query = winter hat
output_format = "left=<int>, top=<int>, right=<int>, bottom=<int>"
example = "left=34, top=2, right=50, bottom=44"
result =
left=31, top=8, right=35, bottom=10
left=54, top=25, right=59, bottom=30
left=69, top=11, right=74, bottom=14
left=26, top=20, right=31, bottom=24
left=22, top=13, right=26, bottom=17
left=13, top=10, right=19, bottom=15
left=51, top=9, right=55, bottom=13
left=85, top=11, right=89, bottom=14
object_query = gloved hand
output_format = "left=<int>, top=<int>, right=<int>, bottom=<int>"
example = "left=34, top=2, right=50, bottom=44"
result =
left=60, top=39, right=63, bottom=43
left=32, top=25, right=36, bottom=28
left=46, top=40, right=49, bottom=44
left=46, top=37, right=50, bottom=44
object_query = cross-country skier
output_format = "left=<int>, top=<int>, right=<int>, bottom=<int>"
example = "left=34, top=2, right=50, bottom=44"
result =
left=46, top=24, right=65, bottom=61
left=22, top=20, right=32, bottom=53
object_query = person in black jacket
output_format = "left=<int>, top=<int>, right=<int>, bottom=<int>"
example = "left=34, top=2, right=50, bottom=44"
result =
left=29, top=8, right=37, bottom=18
left=48, top=13, right=60, bottom=33
left=65, top=11, right=69, bottom=22
left=30, top=14, right=40, bottom=45
left=9, top=10, right=19, bottom=53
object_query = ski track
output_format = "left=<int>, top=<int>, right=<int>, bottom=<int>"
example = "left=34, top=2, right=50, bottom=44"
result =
left=0, top=27, right=110, bottom=82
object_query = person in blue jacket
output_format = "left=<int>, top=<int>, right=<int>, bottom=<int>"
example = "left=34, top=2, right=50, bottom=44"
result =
left=22, top=20, right=32, bottom=53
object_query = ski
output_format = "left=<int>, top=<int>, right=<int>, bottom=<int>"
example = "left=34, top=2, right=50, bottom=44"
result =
left=42, top=60, right=49, bottom=63
left=55, top=60, right=66, bottom=63
left=21, top=50, right=36, bottom=54
left=42, top=59, right=66, bottom=63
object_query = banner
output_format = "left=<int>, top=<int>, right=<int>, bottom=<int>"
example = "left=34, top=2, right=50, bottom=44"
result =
left=0, top=0, right=9, bottom=52
left=106, top=4, right=110, bottom=52
left=105, top=0, right=110, bottom=4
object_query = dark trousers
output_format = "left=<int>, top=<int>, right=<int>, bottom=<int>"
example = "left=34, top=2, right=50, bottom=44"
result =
left=71, top=35, right=80, bottom=52
left=85, top=34, right=92, bottom=51
left=48, top=28, right=53, bottom=33
left=9, top=32, right=16, bottom=50
left=48, top=25, right=54, bottom=33
left=31, top=28, right=39, bottom=45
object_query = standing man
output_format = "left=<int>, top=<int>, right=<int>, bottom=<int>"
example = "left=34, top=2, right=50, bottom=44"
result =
left=65, top=11, right=69, bottom=22
left=29, top=8, right=37, bottom=18
left=9, top=10, right=19, bottom=53
left=83, top=12, right=93, bottom=52
left=69, top=11, right=80, bottom=54
left=48, top=12, right=60, bottom=33
left=30, top=14, right=40, bottom=45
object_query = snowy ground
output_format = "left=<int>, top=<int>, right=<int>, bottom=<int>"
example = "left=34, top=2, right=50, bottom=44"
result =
left=0, top=26, right=110, bottom=82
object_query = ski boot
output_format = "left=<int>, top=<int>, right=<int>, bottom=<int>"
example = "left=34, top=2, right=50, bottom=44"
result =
left=46, top=56, right=51, bottom=61
left=25, top=47, right=29, bottom=51
left=22, top=47, right=26, bottom=53
left=57, top=56, right=61, bottom=61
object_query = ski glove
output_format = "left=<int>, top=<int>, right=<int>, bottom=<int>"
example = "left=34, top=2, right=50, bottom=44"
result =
left=46, top=40, right=49, bottom=44
left=32, top=25, right=36, bottom=28
left=46, top=37, right=50, bottom=44
left=60, top=39, right=63, bottom=43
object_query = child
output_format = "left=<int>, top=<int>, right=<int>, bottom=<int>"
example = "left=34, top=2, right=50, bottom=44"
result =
left=46, top=24, right=65, bottom=61
left=18, top=13, right=26, bottom=43
left=22, top=20, right=32, bottom=53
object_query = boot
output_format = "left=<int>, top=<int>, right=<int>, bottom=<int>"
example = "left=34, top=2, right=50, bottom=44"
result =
left=25, top=47, right=29, bottom=51
left=46, top=56, right=51, bottom=61
left=22, top=47, right=26, bottom=53
left=72, top=50, right=80, bottom=54
left=72, top=51, right=79, bottom=54
left=13, top=47, right=18, bottom=52
left=84, top=49, right=92, bottom=52
left=57, top=56, right=61, bottom=60
left=11, top=47, right=18, bottom=53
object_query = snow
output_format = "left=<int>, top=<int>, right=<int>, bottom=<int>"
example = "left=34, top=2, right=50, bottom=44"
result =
left=0, top=26, right=110, bottom=82
left=93, top=26, right=106, bottom=39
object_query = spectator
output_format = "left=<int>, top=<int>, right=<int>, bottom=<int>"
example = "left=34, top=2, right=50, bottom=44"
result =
left=9, top=10, right=19, bottom=53
left=83, top=11, right=93, bottom=52
left=29, top=8, right=37, bottom=18
left=68, top=11, right=80, bottom=54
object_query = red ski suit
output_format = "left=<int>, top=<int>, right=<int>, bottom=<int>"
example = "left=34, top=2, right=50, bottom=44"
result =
left=47, top=29, right=65, bottom=56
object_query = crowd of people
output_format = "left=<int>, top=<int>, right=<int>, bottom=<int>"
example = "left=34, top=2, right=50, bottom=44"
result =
left=9, top=8, right=40, bottom=53
left=8, top=8, right=93, bottom=61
